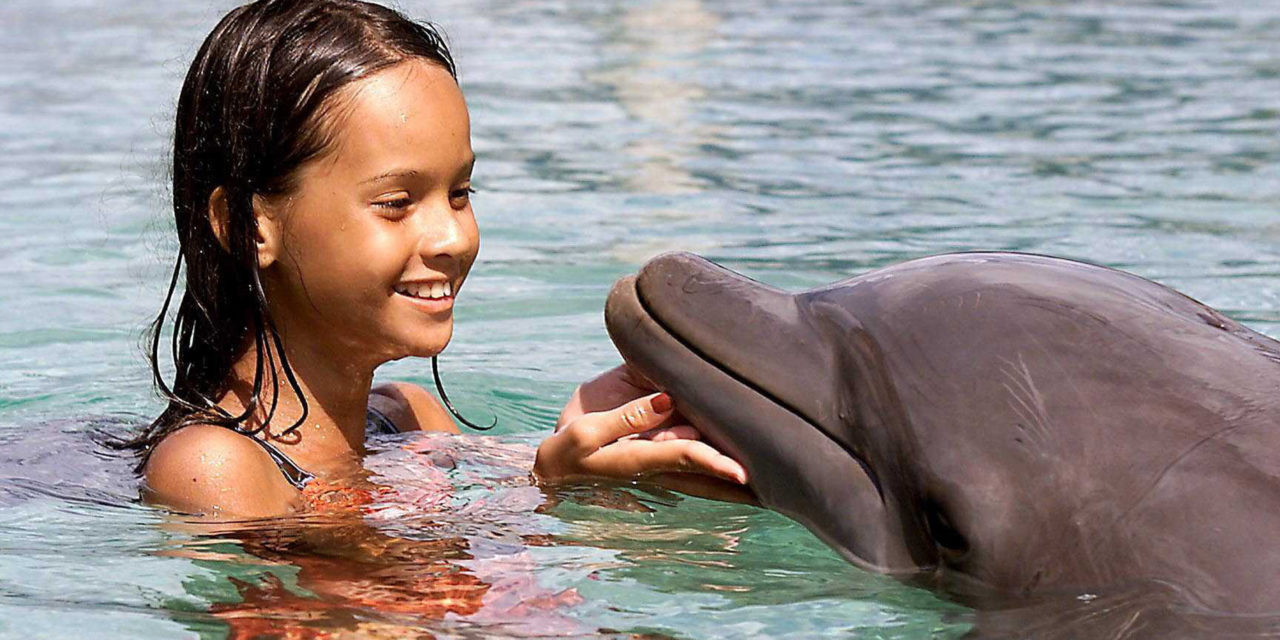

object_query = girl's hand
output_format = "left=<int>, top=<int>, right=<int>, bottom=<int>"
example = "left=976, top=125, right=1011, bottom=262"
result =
left=535, top=377, right=756, bottom=504
left=554, top=363, right=655, bottom=431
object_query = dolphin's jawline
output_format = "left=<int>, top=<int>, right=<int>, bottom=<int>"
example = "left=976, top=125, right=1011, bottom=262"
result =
left=625, top=276, right=915, bottom=574
left=633, top=275, right=886, bottom=502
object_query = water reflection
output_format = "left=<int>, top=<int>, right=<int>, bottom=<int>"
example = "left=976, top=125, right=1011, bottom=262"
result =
left=584, top=0, right=728, bottom=263
left=167, top=434, right=586, bottom=638
left=590, top=0, right=721, bottom=197
left=3, top=0, right=1280, bottom=636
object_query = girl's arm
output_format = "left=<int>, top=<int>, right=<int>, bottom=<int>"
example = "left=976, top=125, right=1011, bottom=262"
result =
left=376, top=369, right=755, bottom=503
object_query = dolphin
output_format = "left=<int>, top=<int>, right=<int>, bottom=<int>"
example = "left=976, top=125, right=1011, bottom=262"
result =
left=604, top=251, right=1280, bottom=620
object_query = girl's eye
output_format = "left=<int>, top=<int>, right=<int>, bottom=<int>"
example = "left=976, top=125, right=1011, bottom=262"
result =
left=449, top=187, right=476, bottom=208
left=373, top=197, right=413, bottom=210
left=373, top=196, right=413, bottom=220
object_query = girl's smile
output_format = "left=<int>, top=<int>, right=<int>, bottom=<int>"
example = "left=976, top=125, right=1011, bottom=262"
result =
left=393, top=279, right=455, bottom=313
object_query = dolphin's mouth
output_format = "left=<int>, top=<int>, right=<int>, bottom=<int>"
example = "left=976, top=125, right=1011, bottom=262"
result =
left=605, top=256, right=914, bottom=572
left=628, top=274, right=883, bottom=500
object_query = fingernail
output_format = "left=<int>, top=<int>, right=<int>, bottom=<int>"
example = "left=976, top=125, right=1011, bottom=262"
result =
left=651, top=393, right=673, bottom=413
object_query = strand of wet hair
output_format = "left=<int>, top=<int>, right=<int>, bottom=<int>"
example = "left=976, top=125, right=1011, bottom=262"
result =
left=432, top=356, right=496, bottom=431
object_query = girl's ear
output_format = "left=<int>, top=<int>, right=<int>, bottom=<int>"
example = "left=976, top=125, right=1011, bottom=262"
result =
left=207, top=188, right=282, bottom=269
left=250, top=194, right=283, bottom=270
left=206, top=186, right=233, bottom=252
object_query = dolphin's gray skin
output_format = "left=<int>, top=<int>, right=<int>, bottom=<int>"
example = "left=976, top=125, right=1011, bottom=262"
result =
left=605, top=251, right=1280, bottom=620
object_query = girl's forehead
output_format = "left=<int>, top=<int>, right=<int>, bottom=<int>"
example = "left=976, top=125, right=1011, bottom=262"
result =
left=350, top=61, right=463, bottom=115
left=318, top=61, right=471, bottom=176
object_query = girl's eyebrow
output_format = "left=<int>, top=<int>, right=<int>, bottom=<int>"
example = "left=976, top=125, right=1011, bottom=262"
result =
left=361, top=169, right=420, bottom=185
left=360, top=155, right=476, bottom=185
left=458, top=155, right=476, bottom=180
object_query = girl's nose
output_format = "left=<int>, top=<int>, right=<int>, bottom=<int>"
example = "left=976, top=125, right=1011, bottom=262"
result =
left=415, top=197, right=475, bottom=262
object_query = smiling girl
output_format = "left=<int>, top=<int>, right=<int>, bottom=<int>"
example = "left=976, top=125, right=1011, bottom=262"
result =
left=123, top=0, right=750, bottom=518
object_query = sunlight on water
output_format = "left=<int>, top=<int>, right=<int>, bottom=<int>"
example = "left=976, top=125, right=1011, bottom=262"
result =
left=0, top=0, right=1277, bottom=637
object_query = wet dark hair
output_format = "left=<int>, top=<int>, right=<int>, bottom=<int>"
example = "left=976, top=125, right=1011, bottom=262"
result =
left=117, top=0, right=483, bottom=469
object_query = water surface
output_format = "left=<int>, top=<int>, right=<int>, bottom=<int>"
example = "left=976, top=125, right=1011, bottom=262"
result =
left=0, top=0, right=1277, bottom=637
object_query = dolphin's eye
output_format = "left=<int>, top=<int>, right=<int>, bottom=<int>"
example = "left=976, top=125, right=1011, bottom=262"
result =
left=924, top=501, right=970, bottom=556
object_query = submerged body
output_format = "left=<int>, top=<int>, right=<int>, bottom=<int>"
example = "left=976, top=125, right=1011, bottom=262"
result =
left=605, top=251, right=1280, bottom=617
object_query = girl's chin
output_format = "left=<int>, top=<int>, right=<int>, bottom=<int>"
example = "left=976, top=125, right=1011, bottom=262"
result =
left=381, top=344, right=448, bottom=364
left=406, top=346, right=448, bottom=359
left=396, top=333, right=453, bottom=359
left=374, top=315, right=452, bottom=360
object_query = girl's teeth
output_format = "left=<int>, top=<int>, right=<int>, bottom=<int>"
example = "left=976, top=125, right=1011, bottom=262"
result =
left=397, top=282, right=453, bottom=299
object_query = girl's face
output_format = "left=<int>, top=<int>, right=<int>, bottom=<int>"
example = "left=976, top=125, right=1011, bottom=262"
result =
left=260, top=60, right=478, bottom=367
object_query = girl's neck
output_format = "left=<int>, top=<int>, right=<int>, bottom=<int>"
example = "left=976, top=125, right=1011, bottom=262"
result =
left=220, top=334, right=377, bottom=463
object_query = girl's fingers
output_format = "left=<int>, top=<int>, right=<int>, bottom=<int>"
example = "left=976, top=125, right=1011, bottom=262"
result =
left=582, top=392, right=675, bottom=449
left=556, top=364, right=655, bottom=431
left=539, top=390, right=751, bottom=498
left=589, top=439, right=748, bottom=485
left=644, top=425, right=700, bottom=442
left=642, top=472, right=759, bottom=505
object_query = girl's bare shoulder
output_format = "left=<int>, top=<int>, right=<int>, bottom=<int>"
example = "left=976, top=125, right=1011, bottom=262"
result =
left=142, top=425, right=302, bottom=518
left=369, top=382, right=459, bottom=434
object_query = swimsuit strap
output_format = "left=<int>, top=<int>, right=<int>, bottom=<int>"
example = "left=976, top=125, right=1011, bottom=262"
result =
left=366, top=406, right=400, bottom=435
left=249, top=436, right=315, bottom=490
left=244, top=410, right=397, bottom=491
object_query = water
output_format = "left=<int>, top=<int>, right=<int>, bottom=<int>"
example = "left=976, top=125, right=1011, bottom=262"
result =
left=0, top=0, right=1277, bottom=637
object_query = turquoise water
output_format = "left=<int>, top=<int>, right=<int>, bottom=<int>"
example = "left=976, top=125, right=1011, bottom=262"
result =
left=1, top=0, right=1278, bottom=637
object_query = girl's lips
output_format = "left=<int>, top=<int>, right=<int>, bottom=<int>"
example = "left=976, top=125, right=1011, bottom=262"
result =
left=394, top=289, right=455, bottom=313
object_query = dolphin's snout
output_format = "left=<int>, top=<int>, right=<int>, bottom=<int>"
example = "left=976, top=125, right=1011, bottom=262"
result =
left=605, top=252, right=914, bottom=573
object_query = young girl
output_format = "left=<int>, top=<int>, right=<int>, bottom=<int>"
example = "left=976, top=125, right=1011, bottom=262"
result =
left=125, top=0, right=751, bottom=518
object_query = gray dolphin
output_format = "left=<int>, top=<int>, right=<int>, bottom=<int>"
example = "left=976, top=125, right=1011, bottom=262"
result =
left=605, top=251, right=1280, bottom=619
